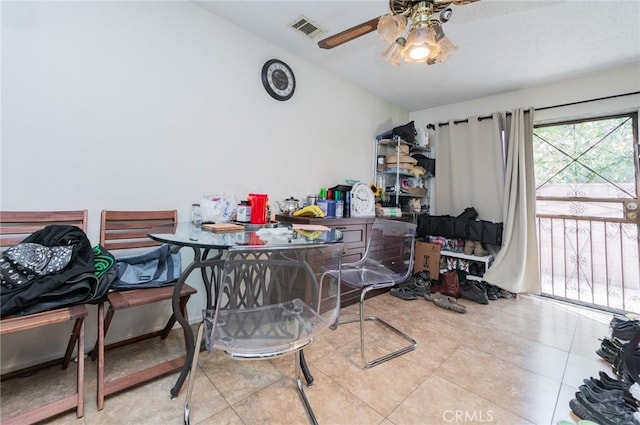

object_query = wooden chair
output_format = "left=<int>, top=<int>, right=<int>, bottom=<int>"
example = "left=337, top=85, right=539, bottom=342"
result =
left=92, top=209, right=197, bottom=410
left=0, top=210, right=88, bottom=424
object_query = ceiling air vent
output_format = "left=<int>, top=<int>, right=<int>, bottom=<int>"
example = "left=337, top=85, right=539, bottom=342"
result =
left=290, top=15, right=326, bottom=40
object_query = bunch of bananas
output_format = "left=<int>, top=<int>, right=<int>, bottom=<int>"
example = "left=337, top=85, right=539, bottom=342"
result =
left=292, top=205, right=325, bottom=218
left=296, top=229, right=323, bottom=240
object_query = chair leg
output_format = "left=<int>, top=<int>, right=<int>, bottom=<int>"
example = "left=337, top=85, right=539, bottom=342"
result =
left=339, top=287, right=416, bottom=368
left=90, top=303, right=115, bottom=361
left=295, top=351, right=319, bottom=425
left=62, top=317, right=84, bottom=370
left=184, top=321, right=204, bottom=425
left=76, top=316, right=85, bottom=418
left=97, top=302, right=105, bottom=411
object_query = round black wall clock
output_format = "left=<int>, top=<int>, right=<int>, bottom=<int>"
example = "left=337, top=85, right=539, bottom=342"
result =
left=261, top=59, right=296, bottom=101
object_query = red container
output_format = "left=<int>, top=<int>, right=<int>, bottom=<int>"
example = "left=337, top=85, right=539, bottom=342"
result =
left=248, top=193, right=268, bottom=224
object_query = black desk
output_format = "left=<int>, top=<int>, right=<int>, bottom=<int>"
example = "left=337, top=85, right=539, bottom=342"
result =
left=148, top=222, right=343, bottom=398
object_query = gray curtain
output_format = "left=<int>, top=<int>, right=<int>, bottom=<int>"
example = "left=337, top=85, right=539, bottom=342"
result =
left=434, top=113, right=504, bottom=222
left=483, top=108, right=540, bottom=294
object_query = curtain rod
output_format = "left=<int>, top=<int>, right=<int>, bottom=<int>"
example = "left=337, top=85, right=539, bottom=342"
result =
left=426, top=91, right=640, bottom=129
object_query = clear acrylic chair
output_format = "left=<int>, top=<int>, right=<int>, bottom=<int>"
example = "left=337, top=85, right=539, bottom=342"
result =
left=183, top=242, right=343, bottom=425
left=338, top=218, right=417, bottom=368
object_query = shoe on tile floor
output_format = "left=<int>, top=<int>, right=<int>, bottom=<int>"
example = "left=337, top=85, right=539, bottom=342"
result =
left=424, top=292, right=467, bottom=314
left=569, top=391, right=637, bottom=425
left=481, top=281, right=500, bottom=300
left=596, top=337, right=625, bottom=364
left=498, top=288, right=516, bottom=299
left=396, top=271, right=431, bottom=297
left=596, top=371, right=631, bottom=391
left=610, top=316, right=628, bottom=329
left=460, top=281, right=489, bottom=305
left=390, top=287, right=418, bottom=300
left=611, top=346, right=640, bottom=384
left=580, top=381, right=638, bottom=409
left=611, top=318, right=640, bottom=341
left=578, top=385, right=631, bottom=408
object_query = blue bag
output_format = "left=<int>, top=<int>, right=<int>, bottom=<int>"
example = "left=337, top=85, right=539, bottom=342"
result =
left=112, top=244, right=181, bottom=290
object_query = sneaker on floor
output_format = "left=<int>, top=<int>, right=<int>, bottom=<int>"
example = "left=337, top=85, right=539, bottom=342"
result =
left=482, top=282, right=500, bottom=300
left=498, top=289, right=516, bottom=299
left=570, top=391, right=636, bottom=425
left=460, top=281, right=489, bottom=305
left=611, top=319, right=640, bottom=341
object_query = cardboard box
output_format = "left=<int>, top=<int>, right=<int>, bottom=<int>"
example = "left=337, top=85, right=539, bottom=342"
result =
left=413, top=241, right=441, bottom=280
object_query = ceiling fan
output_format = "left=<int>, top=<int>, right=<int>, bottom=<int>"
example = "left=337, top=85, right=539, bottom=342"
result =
left=318, top=0, right=479, bottom=65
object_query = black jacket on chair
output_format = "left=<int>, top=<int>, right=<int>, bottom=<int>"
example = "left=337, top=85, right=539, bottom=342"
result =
left=0, top=225, right=95, bottom=317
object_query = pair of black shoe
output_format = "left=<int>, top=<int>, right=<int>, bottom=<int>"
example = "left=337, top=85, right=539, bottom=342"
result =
left=597, top=337, right=626, bottom=364
left=459, top=280, right=512, bottom=304
left=596, top=337, right=640, bottom=384
left=614, top=348, right=640, bottom=384
left=570, top=372, right=638, bottom=425
left=459, top=280, right=489, bottom=304
left=611, top=316, right=640, bottom=341
left=482, top=281, right=501, bottom=300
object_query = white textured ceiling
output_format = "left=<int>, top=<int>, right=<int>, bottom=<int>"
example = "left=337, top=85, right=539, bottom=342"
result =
left=195, top=0, right=640, bottom=112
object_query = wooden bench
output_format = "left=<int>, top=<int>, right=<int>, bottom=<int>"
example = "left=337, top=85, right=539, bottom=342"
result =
left=0, top=210, right=88, bottom=424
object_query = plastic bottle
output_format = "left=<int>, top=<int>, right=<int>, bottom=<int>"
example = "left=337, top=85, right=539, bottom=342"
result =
left=190, top=204, right=202, bottom=226
left=189, top=203, right=202, bottom=241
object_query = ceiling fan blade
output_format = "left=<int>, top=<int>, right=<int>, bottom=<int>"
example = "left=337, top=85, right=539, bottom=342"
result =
left=317, top=17, right=380, bottom=49
left=451, top=0, right=480, bottom=5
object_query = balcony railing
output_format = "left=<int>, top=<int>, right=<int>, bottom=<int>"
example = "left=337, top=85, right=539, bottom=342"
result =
left=537, top=214, right=640, bottom=313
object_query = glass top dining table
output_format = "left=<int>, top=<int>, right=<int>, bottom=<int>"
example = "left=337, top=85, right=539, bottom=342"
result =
left=147, top=222, right=343, bottom=398
left=149, top=222, right=343, bottom=250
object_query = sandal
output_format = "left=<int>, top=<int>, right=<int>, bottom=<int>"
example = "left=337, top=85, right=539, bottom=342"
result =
left=390, top=286, right=418, bottom=300
left=396, top=271, right=431, bottom=297
left=425, top=292, right=467, bottom=314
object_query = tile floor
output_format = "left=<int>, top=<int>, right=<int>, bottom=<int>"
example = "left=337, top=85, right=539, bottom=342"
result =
left=0, top=293, right=621, bottom=425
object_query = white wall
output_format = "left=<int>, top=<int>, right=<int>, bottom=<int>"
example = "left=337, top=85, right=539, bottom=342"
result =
left=411, top=64, right=640, bottom=129
left=411, top=63, right=640, bottom=216
left=0, top=1, right=407, bottom=371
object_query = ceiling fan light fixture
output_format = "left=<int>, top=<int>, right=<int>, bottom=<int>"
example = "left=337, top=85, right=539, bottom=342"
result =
left=401, top=25, right=438, bottom=62
left=428, top=36, right=458, bottom=65
left=377, top=14, right=407, bottom=43
left=317, top=0, right=478, bottom=61
left=376, top=0, right=474, bottom=66
left=382, top=37, right=405, bottom=65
